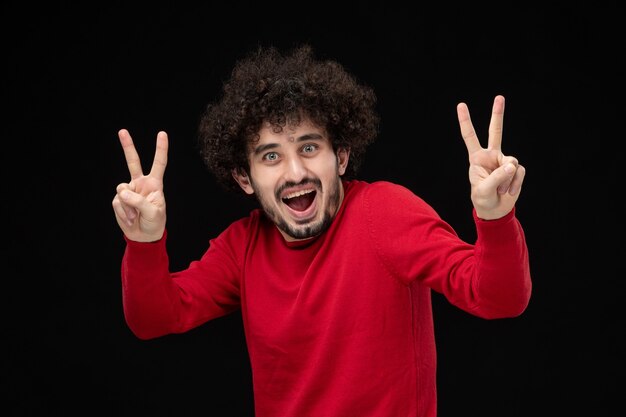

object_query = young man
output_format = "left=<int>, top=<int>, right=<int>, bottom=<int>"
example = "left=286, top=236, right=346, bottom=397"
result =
left=112, top=44, right=531, bottom=417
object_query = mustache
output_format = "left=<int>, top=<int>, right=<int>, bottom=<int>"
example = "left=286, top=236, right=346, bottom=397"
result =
left=275, top=178, right=322, bottom=200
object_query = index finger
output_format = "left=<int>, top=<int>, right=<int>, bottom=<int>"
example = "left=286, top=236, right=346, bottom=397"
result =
left=118, top=129, right=144, bottom=180
left=457, top=102, right=482, bottom=154
left=148, top=131, right=169, bottom=180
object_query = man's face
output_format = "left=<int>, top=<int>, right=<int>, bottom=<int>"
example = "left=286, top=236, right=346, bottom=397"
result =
left=233, top=119, right=349, bottom=241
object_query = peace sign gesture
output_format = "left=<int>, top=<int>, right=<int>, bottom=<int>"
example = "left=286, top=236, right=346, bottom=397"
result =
left=457, top=95, right=526, bottom=220
left=112, top=129, right=169, bottom=242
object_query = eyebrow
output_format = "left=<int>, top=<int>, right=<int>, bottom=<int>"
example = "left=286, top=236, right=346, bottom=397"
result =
left=251, top=133, right=325, bottom=156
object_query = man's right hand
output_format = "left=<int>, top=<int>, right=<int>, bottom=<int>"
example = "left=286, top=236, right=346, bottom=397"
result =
left=112, top=129, right=168, bottom=242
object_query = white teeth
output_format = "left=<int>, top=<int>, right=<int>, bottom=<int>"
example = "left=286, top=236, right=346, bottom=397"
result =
left=284, top=189, right=314, bottom=199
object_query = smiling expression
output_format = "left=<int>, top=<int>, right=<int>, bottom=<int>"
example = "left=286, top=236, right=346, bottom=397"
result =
left=233, top=119, right=350, bottom=242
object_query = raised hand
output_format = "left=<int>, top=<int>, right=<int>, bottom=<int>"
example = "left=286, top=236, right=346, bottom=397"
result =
left=457, top=95, right=526, bottom=220
left=112, top=129, right=168, bottom=242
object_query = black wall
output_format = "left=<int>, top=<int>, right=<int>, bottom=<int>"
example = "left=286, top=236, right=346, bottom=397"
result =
left=6, top=2, right=621, bottom=416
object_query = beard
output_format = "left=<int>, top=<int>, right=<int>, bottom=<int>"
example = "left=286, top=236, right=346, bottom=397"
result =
left=250, top=174, right=343, bottom=241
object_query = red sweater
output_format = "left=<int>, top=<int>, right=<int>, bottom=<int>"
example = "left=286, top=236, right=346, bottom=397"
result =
left=121, top=180, right=532, bottom=417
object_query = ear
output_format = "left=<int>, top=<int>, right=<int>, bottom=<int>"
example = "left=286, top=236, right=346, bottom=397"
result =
left=232, top=168, right=255, bottom=195
left=336, top=147, right=350, bottom=176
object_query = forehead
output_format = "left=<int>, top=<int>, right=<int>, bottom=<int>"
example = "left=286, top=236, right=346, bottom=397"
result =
left=256, top=119, right=327, bottom=143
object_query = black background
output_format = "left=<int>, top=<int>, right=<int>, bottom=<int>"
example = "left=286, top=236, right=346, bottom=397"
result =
left=5, top=2, right=622, bottom=416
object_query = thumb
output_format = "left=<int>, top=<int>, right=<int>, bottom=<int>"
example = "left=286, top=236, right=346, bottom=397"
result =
left=495, top=163, right=517, bottom=194
left=482, top=163, right=516, bottom=194
left=120, top=189, right=154, bottom=213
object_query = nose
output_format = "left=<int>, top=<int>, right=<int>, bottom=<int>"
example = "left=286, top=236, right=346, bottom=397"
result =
left=283, top=154, right=308, bottom=183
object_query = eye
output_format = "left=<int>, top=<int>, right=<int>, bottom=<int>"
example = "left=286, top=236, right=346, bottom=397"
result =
left=302, top=144, right=318, bottom=153
left=263, top=152, right=279, bottom=161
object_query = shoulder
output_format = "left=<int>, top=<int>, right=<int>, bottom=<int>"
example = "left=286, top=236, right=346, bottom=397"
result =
left=213, top=208, right=263, bottom=244
left=345, top=180, right=436, bottom=216
left=230, top=207, right=263, bottom=229
left=347, top=179, right=418, bottom=196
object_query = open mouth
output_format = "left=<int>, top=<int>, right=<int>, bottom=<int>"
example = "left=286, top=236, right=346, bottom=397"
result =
left=282, top=189, right=317, bottom=212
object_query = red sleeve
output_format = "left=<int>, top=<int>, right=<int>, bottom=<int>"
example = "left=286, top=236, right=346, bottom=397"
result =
left=365, top=181, right=531, bottom=319
left=121, top=219, right=247, bottom=339
left=469, top=208, right=532, bottom=317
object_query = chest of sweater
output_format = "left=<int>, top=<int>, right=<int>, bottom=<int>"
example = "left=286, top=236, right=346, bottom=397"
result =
left=239, top=218, right=414, bottom=357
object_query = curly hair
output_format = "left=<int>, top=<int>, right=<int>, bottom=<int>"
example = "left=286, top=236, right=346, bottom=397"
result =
left=197, top=44, right=380, bottom=193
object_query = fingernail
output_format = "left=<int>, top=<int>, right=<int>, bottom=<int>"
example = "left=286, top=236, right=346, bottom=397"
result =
left=504, top=163, right=515, bottom=174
